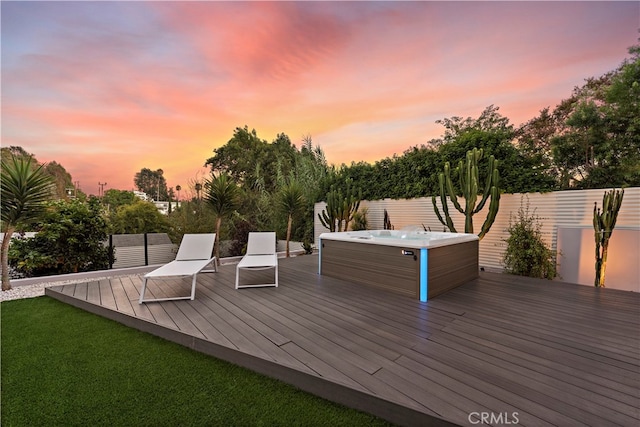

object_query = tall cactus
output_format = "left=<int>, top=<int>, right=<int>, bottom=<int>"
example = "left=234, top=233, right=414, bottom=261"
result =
left=593, top=188, right=624, bottom=287
left=431, top=148, right=500, bottom=240
left=383, top=209, right=394, bottom=230
left=318, top=180, right=361, bottom=232
left=318, top=188, right=340, bottom=232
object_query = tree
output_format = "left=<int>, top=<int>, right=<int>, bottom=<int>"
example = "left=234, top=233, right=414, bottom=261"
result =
left=600, top=43, right=640, bottom=186
left=166, top=200, right=217, bottom=243
left=8, top=198, right=111, bottom=277
left=514, top=107, right=565, bottom=186
left=1, top=154, right=55, bottom=290
left=102, top=189, right=137, bottom=211
left=194, top=182, right=203, bottom=200
left=551, top=100, right=607, bottom=187
left=205, top=126, right=297, bottom=194
left=205, top=126, right=268, bottom=188
left=436, top=105, right=513, bottom=145
left=287, top=136, right=330, bottom=243
left=540, top=43, right=640, bottom=189
left=436, top=106, right=556, bottom=193
left=44, top=161, right=74, bottom=200
left=439, top=128, right=556, bottom=193
left=277, top=180, right=305, bottom=257
left=1, top=146, right=77, bottom=200
left=204, top=173, right=240, bottom=264
left=111, top=200, right=171, bottom=234
left=134, top=168, right=168, bottom=201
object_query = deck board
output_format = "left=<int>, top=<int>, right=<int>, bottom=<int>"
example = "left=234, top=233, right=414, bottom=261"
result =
left=98, top=279, right=117, bottom=310
left=119, top=276, right=155, bottom=321
left=86, top=281, right=101, bottom=305
left=110, top=278, right=136, bottom=316
left=45, top=253, right=640, bottom=427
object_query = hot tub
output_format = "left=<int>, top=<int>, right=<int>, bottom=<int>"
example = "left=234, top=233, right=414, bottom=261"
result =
left=319, top=228, right=479, bottom=301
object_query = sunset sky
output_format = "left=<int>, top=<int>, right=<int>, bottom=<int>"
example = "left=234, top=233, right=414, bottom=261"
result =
left=2, top=1, right=638, bottom=196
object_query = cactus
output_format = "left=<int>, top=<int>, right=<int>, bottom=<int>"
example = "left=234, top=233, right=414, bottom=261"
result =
left=318, top=188, right=340, bottom=232
left=383, top=209, right=394, bottom=230
left=593, top=188, right=624, bottom=287
left=431, top=148, right=500, bottom=240
left=318, top=180, right=361, bottom=232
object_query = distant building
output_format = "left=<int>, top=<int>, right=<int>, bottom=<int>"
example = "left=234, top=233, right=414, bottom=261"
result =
left=133, top=191, right=175, bottom=215
left=133, top=190, right=150, bottom=201
left=153, top=201, right=169, bottom=215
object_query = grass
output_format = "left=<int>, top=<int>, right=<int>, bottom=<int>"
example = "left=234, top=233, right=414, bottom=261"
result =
left=1, top=297, right=394, bottom=427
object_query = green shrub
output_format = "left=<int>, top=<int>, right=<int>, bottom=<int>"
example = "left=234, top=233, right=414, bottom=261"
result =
left=8, top=198, right=112, bottom=277
left=351, top=207, right=369, bottom=231
left=502, top=199, right=557, bottom=279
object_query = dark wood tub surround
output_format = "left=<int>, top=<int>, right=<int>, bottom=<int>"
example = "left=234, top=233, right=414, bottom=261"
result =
left=319, top=237, right=479, bottom=300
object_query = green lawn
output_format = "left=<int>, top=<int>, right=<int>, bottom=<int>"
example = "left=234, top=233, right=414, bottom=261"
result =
left=1, top=297, right=394, bottom=427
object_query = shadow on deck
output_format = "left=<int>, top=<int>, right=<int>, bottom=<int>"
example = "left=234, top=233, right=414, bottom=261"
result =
left=46, top=254, right=640, bottom=427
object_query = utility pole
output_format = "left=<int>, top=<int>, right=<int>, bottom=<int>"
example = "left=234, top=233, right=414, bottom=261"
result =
left=74, top=181, right=80, bottom=198
left=98, top=182, right=107, bottom=198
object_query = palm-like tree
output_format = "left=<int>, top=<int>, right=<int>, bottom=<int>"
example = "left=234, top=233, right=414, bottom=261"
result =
left=278, top=180, right=305, bottom=257
left=1, top=155, right=55, bottom=290
left=204, top=173, right=239, bottom=265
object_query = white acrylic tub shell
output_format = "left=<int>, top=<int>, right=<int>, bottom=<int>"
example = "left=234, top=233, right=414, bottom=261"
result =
left=319, top=230, right=479, bottom=249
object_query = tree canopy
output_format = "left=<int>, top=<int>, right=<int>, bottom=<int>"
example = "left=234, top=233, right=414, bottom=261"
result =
left=519, top=42, right=640, bottom=189
left=205, top=126, right=297, bottom=194
left=110, top=200, right=171, bottom=235
left=134, top=168, right=168, bottom=201
left=102, top=189, right=137, bottom=211
left=1, top=146, right=77, bottom=200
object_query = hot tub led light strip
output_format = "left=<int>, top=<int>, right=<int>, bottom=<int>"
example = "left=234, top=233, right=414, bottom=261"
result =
left=420, top=248, right=428, bottom=302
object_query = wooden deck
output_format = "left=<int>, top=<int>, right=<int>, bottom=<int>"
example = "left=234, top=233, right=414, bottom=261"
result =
left=46, top=254, right=640, bottom=427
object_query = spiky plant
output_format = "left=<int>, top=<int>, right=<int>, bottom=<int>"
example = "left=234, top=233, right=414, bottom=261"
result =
left=318, top=179, right=361, bottom=232
left=278, top=180, right=306, bottom=257
left=432, top=148, right=500, bottom=240
left=593, top=188, right=624, bottom=287
left=1, top=155, right=55, bottom=290
left=204, top=172, right=240, bottom=265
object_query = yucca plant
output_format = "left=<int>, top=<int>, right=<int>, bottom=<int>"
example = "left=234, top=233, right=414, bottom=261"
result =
left=204, top=172, right=240, bottom=265
left=278, top=180, right=306, bottom=257
left=1, top=155, right=55, bottom=290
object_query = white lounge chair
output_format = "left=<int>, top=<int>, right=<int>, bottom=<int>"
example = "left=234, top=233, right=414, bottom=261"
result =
left=139, top=233, right=217, bottom=304
left=235, top=232, right=278, bottom=289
